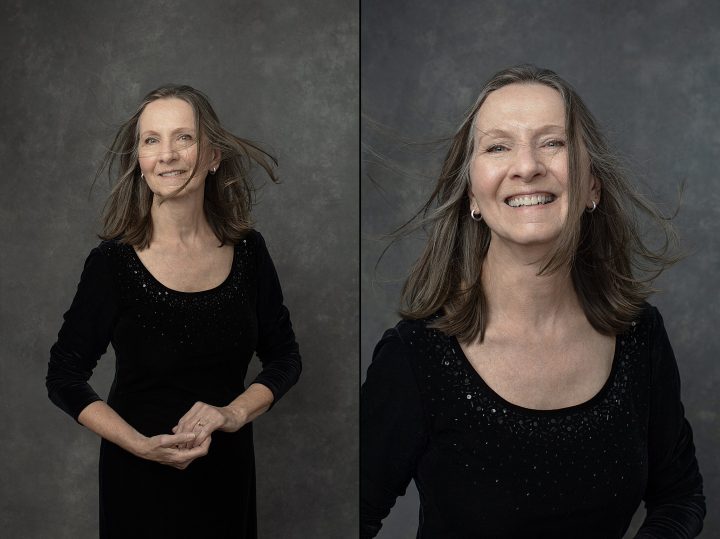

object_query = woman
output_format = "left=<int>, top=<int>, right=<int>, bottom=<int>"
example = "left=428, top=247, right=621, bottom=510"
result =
left=361, top=66, right=705, bottom=538
left=46, top=85, right=301, bottom=538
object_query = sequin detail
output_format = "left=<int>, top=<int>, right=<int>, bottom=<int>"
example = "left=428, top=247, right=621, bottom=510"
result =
left=98, top=238, right=258, bottom=363
left=405, top=316, right=651, bottom=528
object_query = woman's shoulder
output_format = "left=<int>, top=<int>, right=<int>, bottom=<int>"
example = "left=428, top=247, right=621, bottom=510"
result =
left=375, top=314, right=452, bottom=362
left=74, top=238, right=123, bottom=269
left=394, top=314, right=443, bottom=339
left=628, top=301, right=666, bottom=335
left=237, top=228, right=265, bottom=247
left=84, top=238, right=137, bottom=274
left=233, top=229, right=271, bottom=260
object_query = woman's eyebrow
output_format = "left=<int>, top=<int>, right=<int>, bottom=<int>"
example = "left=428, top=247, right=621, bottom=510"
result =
left=476, top=124, right=566, bottom=140
left=139, top=127, right=196, bottom=137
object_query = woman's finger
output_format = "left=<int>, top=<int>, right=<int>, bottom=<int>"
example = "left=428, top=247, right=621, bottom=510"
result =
left=171, top=434, right=212, bottom=468
left=157, top=432, right=196, bottom=448
left=176, top=402, right=223, bottom=448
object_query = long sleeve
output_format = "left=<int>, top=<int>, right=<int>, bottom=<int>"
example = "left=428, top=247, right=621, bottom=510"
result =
left=250, top=232, right=301, bottom=405
left=360, top=328, right=427, bottom=539
left=46, top=246, right=119, bottom=421
left=635, top=308, right=705, bottom=538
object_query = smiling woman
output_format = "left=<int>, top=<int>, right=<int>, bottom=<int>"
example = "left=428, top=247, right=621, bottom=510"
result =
left=46, top=85, right=301, bottom=538
left=361, top=65, right=705, bottom=538
left=137, top=98, right=211, bottom=196
left=468, top=83, right=596, bottom=254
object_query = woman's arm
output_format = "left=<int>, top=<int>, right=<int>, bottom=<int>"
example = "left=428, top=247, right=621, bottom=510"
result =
left=361, top=328, right=427, bottom=539
left=249, top=231, right=302, bottom=402
left=171, top=383, right=274, bottom=448
left=46, top=246, right=210, bottom=468
left=46, top=247, right=116, bottom=419
left=635, top=308, right=705, bottom=538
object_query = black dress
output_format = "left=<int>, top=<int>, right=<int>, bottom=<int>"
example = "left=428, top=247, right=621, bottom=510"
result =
left=361, top=305, right=705, bottom=538
left=46, top=230, right=301, bottom=539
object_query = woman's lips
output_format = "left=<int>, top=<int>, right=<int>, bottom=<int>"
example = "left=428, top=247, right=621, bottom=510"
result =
left=505, top=193, right=556, bottom=207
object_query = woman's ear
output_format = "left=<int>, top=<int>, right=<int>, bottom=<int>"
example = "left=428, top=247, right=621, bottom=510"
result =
left=589, top=175, right=601, bottom=205
left=468, top=188, right=477, bottom=212
left=210, top=148, right=221, bottom=170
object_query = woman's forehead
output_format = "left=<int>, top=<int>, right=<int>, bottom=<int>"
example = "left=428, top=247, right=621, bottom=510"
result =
left=475, top=83, right=565, bottom=133
left=139, top=98, right=196, bottom=132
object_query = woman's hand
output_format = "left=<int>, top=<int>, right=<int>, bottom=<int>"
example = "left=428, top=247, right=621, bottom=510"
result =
left=77, top=401, right=212, bottom=470
left=172, top=401, right=248, bottom=449
left=133, top=432, right=212, bottom=469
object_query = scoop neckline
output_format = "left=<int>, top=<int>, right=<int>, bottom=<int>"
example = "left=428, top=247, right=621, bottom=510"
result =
left=129, top=243, right=237, bottom=295
left=450, top=333, right=621, bottom=416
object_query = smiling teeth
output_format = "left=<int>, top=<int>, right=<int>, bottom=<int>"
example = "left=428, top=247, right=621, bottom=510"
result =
left=159, top=171, right=184, bottom=176
left=506, top=194, right=555, bottom=207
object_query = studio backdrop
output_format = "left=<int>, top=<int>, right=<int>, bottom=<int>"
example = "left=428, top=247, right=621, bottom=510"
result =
left=362, top=0, right=719, bottom=537
left=0, top=0, right=357, bottom=537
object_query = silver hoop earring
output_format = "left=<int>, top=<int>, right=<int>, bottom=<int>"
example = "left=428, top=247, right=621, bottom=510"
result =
left=585, top=200, right=597, bottom=213
left=209, top=167, right=217, bottom=175
left=140, top=172, right=145, bottom=180
left=470, top=208, right=483, bottom=222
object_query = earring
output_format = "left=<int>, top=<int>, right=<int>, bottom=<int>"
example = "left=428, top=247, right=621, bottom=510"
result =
left=140, top=172, right=145, bottom=180
left=470, top=208, right=483, bottom=222
left=209, top=167, right=217, bottom=175
left=585, top=200, right=597, bottom=213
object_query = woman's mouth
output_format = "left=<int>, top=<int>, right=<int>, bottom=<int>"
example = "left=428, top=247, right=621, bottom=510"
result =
left=505, top=194, right=556, bottom=207
left=158, top=170, right=186, bottom=177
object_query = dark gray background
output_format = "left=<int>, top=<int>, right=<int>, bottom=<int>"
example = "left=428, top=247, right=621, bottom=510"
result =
left=0, top=1, right=357, bottom=537
left=362, top=0, right=718, bottom=537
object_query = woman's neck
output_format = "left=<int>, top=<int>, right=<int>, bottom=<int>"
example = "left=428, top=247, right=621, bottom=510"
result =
left=481, top=240, right=582, bottom=335
left=148, top=192, right=214, bottom=248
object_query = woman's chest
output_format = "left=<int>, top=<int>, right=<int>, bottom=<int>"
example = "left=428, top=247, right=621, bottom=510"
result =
left=109, top=244, right=258, bottom=365
left=133, top=244, right=235, bottom=293
left=408, top=327, right=654, bottom=534
left=461, top=333, right=616, bottom=410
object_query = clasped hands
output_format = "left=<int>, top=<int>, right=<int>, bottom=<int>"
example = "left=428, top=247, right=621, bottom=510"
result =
left=135, top=402, right=247, bottom=470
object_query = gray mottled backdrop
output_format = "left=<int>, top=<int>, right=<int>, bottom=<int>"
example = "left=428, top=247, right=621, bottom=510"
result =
left=362, top=0, right=718, bottom=537
left=0, top=0, right=357, bottom=537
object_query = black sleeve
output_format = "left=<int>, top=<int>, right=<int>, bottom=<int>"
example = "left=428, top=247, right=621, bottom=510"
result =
left=635, top=308, right=705, bottom=538
left=46, top=246, right=119, bottom=422
left=250, top=232, right=301, bottom=406
left=360, top=328, right=427, bottom=539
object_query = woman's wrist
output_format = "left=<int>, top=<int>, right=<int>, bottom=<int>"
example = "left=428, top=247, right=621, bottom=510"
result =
left=125, top=430, right=150, bottom=458
left=222, top=403, right=248, bottom=432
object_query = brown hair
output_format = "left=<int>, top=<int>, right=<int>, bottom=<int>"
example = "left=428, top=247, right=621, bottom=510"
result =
left=96, top=84, right=278, bottom=248
left=398, top=65, right=679, bottom=343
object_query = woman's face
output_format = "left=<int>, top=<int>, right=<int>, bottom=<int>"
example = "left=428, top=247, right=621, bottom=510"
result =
left=468, top=82, right=598, bottom=252
left=137, top=97, right=218, bottom=199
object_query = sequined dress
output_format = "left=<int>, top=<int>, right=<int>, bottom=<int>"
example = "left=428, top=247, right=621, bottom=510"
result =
left=361, top=306, right=704, bottom=538
left=46, top=231, right=301, bottom=539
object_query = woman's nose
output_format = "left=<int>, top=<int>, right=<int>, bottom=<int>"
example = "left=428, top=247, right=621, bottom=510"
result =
left=510, top=144, right=546, bottom=181
left=158, top=141, right=179, bottom=162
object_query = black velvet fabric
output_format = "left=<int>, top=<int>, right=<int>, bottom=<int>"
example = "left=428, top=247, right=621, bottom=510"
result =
left=361, top=305, right=704, bottom=538
left=46, top=230, right=301, bottom=539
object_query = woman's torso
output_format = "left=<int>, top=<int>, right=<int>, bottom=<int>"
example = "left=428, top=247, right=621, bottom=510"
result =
left=395, top=313, right=653, bottom=538
left=100, top=234, right=259, bottom=436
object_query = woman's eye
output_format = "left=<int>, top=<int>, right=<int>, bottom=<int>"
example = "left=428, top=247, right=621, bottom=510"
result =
left=545, top=139, right=566, bottom=148
left=486, top=145, right=506, bottom=153
left=179, top=134, right=192, bottom=141
left=144, top=137, right=158, bottom=145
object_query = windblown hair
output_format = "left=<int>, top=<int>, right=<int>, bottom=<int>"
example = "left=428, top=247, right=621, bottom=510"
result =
left=97, top=84, right=278, bottom=248
left=399, top=64, right=679, bottom=343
